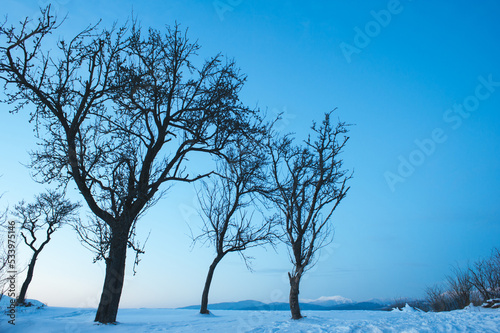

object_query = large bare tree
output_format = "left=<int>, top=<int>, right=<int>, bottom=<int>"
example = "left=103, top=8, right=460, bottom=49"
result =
left=265, top=111, right=351, bottom=319
left=195, top=133, right=277, bottom=314
left=0, top=8, right=260, bottom=323
left=14, top=190, right=80, bottom=305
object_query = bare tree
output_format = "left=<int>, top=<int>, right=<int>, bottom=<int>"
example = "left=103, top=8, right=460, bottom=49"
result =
left=13, top=190, right=80, bottom=305
left=0, top=8, right=260, bottom=323
left=469, top=259, right=493, bottom=302
left=469, top=248, right=500, bottom=301
left=486, top=249, right=500, bottom=298
left=265, top=111, right=351, bottom=319
left=425, top=284, right=453, bottom=312
left=446, top=265, right=475, bottom=309
left=195, top=133, right=277, bottom=314
left=426, top=248, right=500, bottom=312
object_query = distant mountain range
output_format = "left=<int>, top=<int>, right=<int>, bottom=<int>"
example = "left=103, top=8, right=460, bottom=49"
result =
left=305, top=295, right=354, bottom=308
left=180, top=297, right=391, bottom=311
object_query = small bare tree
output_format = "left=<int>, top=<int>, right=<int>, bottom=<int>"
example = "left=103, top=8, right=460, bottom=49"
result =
left=13, top=190, right=80, bottom=305
left=195, top=134, right=277, bottom=314
left=265, top=111, right=351, bottom=319
left=446, top=265, right=475, bottom=309
left=426, top=284, right=453, bottom=312
left=469, top=248, right=500, bottom=301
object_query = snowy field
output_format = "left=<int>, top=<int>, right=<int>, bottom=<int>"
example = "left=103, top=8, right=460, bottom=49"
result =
left=2, top=302, right=500, bottom=332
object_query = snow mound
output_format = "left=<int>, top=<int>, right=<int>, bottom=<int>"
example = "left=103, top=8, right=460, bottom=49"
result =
left=19, top=299, right=46, bottom=309
left=402, top=303, right=416, bottom=312
left=0, top=295, right=46, bottom=311
left=464, top=303, right=481, bottom=312
left=392, top=303, right=419, bottom=313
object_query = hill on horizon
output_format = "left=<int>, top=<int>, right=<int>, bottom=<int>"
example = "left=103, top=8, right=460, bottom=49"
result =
left=179, top=297, right=389, bottom=311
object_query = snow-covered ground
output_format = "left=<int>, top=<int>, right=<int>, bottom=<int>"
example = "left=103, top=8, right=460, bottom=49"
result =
left=1, top=299, right=500, bottom=332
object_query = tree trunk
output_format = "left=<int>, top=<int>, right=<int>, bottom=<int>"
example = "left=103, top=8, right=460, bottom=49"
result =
left=94, top=229, right=128, bottom=324
left=289, top=271, right=303, bottom=320
left=17, top=251, right=40, bottom=305
left=200, top=255, right=223, bottom=314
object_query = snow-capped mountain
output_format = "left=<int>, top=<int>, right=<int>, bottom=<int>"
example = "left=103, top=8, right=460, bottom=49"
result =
left=306, top=295, right=354, bottom=307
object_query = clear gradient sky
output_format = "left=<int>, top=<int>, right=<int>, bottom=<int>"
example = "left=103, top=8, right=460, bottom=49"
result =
left=1, top=0, right=499, bottom=308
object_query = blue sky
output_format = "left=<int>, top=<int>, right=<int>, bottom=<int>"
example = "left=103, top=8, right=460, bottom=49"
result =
left=1, top=0, right=499, bottom=308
